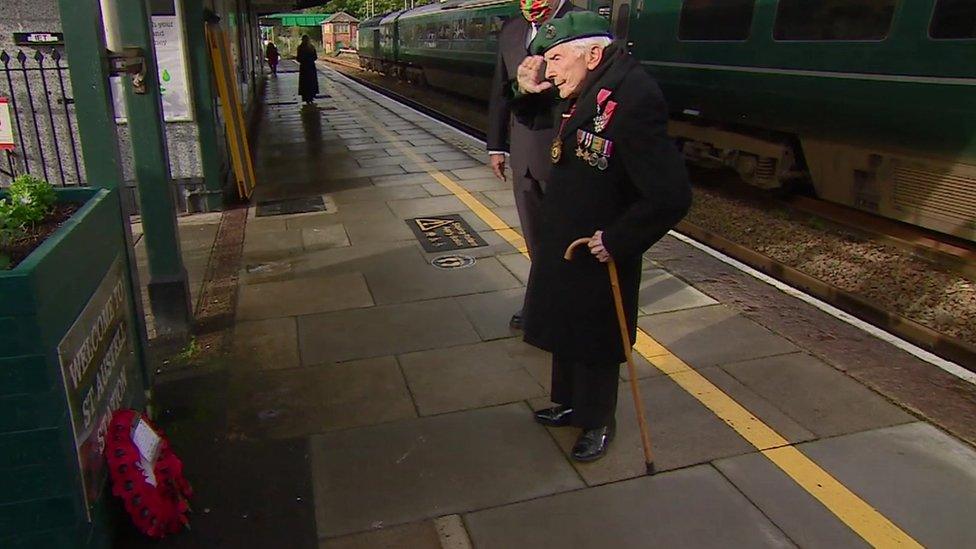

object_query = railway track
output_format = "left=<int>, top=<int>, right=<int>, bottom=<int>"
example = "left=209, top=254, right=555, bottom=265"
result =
left=320, top=58, right=976, bottom=372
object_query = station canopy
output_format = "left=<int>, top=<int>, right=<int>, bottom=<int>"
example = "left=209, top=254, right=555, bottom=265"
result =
left=253, top=0, right=330, bottom=15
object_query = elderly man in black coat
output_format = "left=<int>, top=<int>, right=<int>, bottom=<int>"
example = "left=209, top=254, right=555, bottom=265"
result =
left=514, top=12, right=692, bottom=461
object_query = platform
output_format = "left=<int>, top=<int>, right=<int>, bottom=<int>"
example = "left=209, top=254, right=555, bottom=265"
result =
left=126, top=65, right=976, bottom=548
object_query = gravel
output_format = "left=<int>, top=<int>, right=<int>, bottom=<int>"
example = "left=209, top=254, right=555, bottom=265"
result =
left=686, top=185, right=976, bottom=346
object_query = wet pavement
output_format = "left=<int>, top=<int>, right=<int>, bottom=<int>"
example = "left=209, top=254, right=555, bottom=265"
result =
left=123, top=66, right=976, bottom=548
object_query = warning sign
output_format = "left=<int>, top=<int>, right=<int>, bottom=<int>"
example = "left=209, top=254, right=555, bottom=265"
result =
left=0, top=98, right=14, bottom=150
left=406, top=214, right=488, bottom=253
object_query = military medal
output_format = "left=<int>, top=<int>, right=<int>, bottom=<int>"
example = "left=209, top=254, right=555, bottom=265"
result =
left=550, top=139, right=562, bottom=163
left=552, top=107, right=576, bottom=164
left=577, top=129, right=614, bottom=171
left=594, top=88, right=617, bottom=134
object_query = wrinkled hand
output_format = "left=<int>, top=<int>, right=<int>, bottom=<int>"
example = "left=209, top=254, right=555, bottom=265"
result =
left=516, top=56, right=553, bottom=94
left=490, top=153, right=507, bottom=182
left=588, top=230, right=611, bottom=263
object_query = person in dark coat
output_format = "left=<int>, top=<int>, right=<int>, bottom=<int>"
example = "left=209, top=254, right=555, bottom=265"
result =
left=265, top=41, right=280, bottom=76
left=515, top=12, right=692, bottom=461
left=486, top=0, right=576, bottom=330
left=296, top=35, right=320, bottom=104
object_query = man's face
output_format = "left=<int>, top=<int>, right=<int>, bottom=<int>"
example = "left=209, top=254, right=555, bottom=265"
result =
left=544, top=42, right=603, bottom=99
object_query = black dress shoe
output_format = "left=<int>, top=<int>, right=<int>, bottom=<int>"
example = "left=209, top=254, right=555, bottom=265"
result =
left=510, top=310, right=524, bottom=330
left=571, top=424, right=614, bottom=462
left=533, top=405, right=574, bottom=427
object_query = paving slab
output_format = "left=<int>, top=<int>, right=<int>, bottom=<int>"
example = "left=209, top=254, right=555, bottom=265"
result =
left=242, top=229, right=305, bottom=260
left=480, top=189, right=516, bottom=207
left=238, top=271, right=374, bottom=321
left=464, top=465, right=793, bottom=548
left=328, top=185, right=429, bottom=204
left=721, top=353, right=914, bottom=437
left=638, top=304, right=799, bottom=368
left=344, top=214, right=418, bottom=244
left=451, top=166, right=495, bottom=180
left=456, top=177, right=511, bottom=193
left=231, top=317, right=301, bottom=371
left=455, top=288, right=525, bottom=341
left=533, top=374, right=756, bottom=484
left=320, top=520, right=442, bottom=549
left=387, top=195, right=467, bottom=218
left=362, top=248, right=521, bottom=305
left=302, top=224, right=351, bottom=251
left=228, top=356, right=416, bottom=439
left=298, top=297, right=482, bottom=364
left=638, top=268, right=718, bottom=315
left=372, top=172, right=439, bottom=187
left=399, top=340, right=548, bottom=415
left=715, top=453, right=869, bottom=549
left=310, top=403, right=584, bottom=538
left=799, top=422, right=976, bottom=548
left=697, top=366, right=816, bottom=443
left=497, top=252, right=530, bottom=285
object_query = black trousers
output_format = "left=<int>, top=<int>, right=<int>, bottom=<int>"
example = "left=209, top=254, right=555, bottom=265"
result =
left=550, top=355, right=619, bottom=429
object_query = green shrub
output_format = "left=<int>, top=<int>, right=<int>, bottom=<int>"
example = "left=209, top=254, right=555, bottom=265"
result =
left=0, top=175, right=57, bottom=268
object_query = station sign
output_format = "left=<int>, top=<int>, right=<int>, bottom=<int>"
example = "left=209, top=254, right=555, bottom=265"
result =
left=57, top=257, right=139, bottom=519
left=13, top=32, right=65, bottom=46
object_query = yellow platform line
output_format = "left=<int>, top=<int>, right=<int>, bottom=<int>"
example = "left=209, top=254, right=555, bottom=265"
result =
left=358, top=109, right=921, bottom=548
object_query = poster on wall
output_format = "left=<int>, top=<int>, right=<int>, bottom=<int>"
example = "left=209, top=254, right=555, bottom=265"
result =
left=152, top=15, right=192, bottom=121
left=0, top=98, right=14, bottom=150
left=113, top=14, right=193, bottom=122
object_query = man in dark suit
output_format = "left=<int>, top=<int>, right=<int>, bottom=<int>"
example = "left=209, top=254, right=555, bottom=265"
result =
left=486, top=0, right=576, bottom=330
left=516, top=12, right=692, bottom=461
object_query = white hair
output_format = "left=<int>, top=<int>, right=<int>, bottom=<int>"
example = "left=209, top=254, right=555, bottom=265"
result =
left=565, top=35, right=612, bottom=57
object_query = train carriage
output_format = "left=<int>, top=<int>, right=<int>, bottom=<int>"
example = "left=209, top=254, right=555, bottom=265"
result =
left=358, top=0, right=976, bottom=242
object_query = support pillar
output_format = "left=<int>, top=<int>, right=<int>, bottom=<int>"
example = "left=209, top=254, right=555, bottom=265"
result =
left=116, top=0, right=193, bottom=342
left=180, top=0, right=225, bottom=211
left=57, top=0, right=150, bottom=390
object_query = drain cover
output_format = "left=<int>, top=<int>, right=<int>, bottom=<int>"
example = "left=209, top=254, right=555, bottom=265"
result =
left=256, top=196, right=327, bottom=217
left=431, top=254, right=476, bottom=270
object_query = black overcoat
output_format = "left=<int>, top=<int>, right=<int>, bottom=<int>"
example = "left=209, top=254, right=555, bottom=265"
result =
left=521, top=46, right=692, bottom=364
left=297, top=43, right=320, bottom=100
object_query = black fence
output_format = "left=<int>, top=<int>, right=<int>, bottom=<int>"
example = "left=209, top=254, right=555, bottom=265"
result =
left=1, top=48, right=83, bottom=186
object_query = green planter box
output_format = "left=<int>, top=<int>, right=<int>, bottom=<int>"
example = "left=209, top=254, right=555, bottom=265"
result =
left=0, top=188, right=146, bottom=548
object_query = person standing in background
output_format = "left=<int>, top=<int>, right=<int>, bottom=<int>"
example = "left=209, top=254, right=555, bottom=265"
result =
left=297, top=35, right=320, bottom=105
left=265, top=41, right=280, bottom=77
left=486, top=0, right=577, bottom=331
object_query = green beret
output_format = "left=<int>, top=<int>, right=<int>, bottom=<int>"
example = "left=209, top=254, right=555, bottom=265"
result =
left=529, top=11, right=612, bottom=56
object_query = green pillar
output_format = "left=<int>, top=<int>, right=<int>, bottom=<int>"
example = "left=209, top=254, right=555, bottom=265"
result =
left=117, top=0, right=193, bottom=341
left=57, top=0, right=150, bottom=391
left=180, top=0, right=225, bottom=211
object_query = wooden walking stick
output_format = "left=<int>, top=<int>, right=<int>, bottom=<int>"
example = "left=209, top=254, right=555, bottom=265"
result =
left=565, top=237, right=655, bottom=474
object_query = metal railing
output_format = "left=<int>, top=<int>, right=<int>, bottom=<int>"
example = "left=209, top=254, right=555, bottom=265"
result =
left=1, top=48, right=84, bottom=186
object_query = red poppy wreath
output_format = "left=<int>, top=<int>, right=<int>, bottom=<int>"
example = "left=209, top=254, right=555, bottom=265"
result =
left=105, top=409, right=192, bottom=538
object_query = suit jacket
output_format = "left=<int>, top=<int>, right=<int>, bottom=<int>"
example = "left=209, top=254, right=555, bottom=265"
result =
left=486, top=1, right=576, bottom=185
left=521, top=45, right=692, bottom=363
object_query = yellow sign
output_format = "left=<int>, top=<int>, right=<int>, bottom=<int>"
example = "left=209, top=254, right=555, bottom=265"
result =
left=0, top=98, right=14, bottom=150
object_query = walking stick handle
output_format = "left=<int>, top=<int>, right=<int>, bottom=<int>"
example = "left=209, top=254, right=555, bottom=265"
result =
left=563, top=238, right=592, bottom=260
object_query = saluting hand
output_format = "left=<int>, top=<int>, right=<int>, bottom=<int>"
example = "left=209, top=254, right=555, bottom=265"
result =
left=517, top=56, right=553, bottom=94
left=588, top=230, right=611, bottom=263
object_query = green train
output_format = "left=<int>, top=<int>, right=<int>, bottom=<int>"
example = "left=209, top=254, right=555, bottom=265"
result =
left=358, top=0, right=976, bottom=242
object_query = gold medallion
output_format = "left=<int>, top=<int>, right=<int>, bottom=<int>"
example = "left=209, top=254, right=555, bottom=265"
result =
left=550, top=139, right=562, bottom=164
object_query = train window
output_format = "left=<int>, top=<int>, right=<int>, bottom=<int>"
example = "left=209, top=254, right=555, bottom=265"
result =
left=469, top=17, right=487, bottom=40
left=678, top=0, right=755, bottom=41
left=774, top=0, right=896, bottom=41
left=930, top=0, right=976, bottom=39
